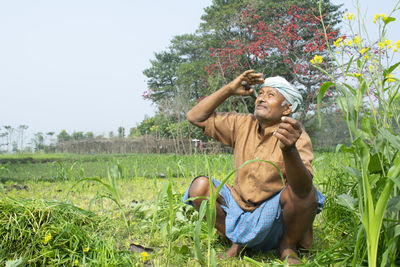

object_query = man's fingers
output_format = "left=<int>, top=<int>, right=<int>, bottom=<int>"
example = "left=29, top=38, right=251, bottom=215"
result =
left=273, top=131, right=291, bottom=146
left=281, top=116, right=301, bottom=130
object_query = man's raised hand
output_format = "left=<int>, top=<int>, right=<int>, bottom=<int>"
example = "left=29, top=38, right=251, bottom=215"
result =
left=227, top=70, right=264, bottom=96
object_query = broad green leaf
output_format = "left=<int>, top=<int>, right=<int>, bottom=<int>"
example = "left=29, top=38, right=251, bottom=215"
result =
left=379, top=129, right=400, bottom=150
left=194, top=200, right=207, bottom=265
left=386, top=196, right=400, bottom=213
left=317, top=81, right=334, bottom=126
left=383, top=16, right=396, bottom=25
left=368, top=153, right=382, bottom=174
left=383, top=61, right=400, bottom=77
left=337, top=194, right=357, bottom=210
left=344, top=167, right=362, bottom=178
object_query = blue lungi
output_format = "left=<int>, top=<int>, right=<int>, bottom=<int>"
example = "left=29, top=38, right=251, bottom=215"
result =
left=182, top=178, right=325, bottom=252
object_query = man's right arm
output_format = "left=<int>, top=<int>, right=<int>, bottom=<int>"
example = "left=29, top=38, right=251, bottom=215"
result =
left=186, top=70, right=264, bottom=129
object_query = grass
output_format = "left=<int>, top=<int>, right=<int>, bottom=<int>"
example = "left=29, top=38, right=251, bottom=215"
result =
left=0, top=152, right=369, bottom=266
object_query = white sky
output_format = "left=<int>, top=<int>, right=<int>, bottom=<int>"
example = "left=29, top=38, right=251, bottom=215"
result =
left=0, top=0, right=399, bottom=142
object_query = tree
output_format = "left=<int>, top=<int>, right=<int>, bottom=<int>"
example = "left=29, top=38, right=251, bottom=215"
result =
left=57, top=130, right=71, bottom=143
left=18, top=125, right=29, bottom=150
left=117, top=127, right=125, bottom=138
left=205, top=1, right=343, bottom=123
left=71, top=131, right=84, bottom=141
left=32, top=132, right=44, bottom=151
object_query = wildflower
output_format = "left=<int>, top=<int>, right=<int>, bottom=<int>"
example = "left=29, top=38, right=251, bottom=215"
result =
left=379, top=42, right=385, bottom=49
left=43, top=233, right=52, bottom=245
left=74, top=259, right=79, bottom=266
left=373, top=110, right=377, bottom=116
left=345, top=40, right=353, bottom=46
left=360, top=48, right=369, bottom=54
left=395, top=40, right=400, bottom=49
left=344, top=12, right=354, bottom=20
left=84, top=247, right=89, bottom=253
left=364, top=54, right=369, bottom=60
left=337, top=51, right=341, bottom=54
left=354, top=73, right=362, bottom=77
left=310, top=55, right=323, bottom=64
left=353, top=36, right=361, bottom=44
left=373, top=14, right=387, bottom=23
left=333, top=37, right=343, bottom=47
left=386, top=74, right=396, bottom=83
left=369, top=65, right=374, bottom=72
left=141, top=252, right=149, bottom=261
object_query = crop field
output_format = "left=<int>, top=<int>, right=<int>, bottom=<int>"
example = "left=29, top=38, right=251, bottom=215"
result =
left=0, top=152, right=368, bottom=266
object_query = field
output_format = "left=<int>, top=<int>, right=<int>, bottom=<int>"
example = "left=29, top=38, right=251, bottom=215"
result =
left=0, top=152, right=367, bottom=266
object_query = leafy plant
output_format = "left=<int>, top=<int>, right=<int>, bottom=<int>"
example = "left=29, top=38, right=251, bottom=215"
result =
left=316, top=1, right=400, bottom=265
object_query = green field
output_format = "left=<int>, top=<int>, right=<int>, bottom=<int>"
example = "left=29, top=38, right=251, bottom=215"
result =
left=0, top=152, right=380, bottom=266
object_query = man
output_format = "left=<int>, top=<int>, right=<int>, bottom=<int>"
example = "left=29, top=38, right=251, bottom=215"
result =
left=183, top=70, right=324, bottom=264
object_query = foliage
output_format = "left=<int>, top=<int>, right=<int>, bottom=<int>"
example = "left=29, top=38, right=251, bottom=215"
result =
left=316, top=1, right=400, bottom=266
left=205, top=0, right=343, bottom=122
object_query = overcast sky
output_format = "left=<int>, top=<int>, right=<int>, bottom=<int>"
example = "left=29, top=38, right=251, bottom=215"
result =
left=1, top=0, right=399, bottom=140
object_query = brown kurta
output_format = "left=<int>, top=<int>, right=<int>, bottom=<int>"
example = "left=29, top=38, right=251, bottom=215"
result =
left=203, top=112, right=314, bottom=212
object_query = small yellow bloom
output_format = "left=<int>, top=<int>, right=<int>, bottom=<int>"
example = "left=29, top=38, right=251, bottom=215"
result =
left=386, top=74, right=396, bottom=83
left=84, top=247, right=89, bottom=253
left=346, top=40, right=353, bottom=46
left=373, top=110, right=377, bottom=116
left=344, top=12, right=354, bottom=20
left=337, top=51, right=341, bottom=54
left=372, top=60, right=378, bottom=64
left=354, top=73, right=361, bottom=77
left=394, top=48, right=399, bottom=52
left=385, top=39, right=392, bottom=46
left=379, top=42, right=385, bottom=49
left=360, top=48, right=369, bottom=54
left=333, top=38, right=343, bottom=47
left=43, top=233, right=52, bottom=245
left=141, top=252, right=149, bottom=261
left=74, top=259, right=79, bottom=266
left=364, top=54, right=369, bottom=60
left=353, top=36, right=361, bottom=44
left=310, top=55, right=323, bottom=64
left=395, top=40, right=400, bottom=49
left=369, top=65, right=374, bottom=72
left=373, top=14, right=386, bottom=23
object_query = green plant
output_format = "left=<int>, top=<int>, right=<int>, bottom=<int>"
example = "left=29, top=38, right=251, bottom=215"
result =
left=316, top=1, right=400, bottom=265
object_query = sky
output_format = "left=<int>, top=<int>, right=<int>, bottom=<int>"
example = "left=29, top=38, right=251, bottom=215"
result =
left=0, top=0, right=399, bottom=144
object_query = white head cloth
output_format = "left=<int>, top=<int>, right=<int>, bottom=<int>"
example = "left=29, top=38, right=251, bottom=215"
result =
left=261, top=76, right=303, bottom=112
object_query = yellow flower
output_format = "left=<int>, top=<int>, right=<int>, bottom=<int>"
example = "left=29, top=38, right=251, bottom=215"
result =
left=395, top=40, right=400, bottom=49
left=310, top=55, right=323, bottom=64
left=369, top=65, right=374, bottom=72
left=354, top=73, right=362, bottom=77
left=372, top=60, right=378, bottom=64
left=373, top=14, right=386, bottom=23
left=333, top=37, right=343, bottom=47
left=141, top=252, right=149, bottom=261
left=360, top=48, right=369, bottom=54
left=386, top=74, right=396, bottom=83
left=337, top=51, right=341, bottom=54
left=346, top=40, right=353, bottom=46
left=379, top=42, right=385, bottom=49
left=84, top=247, right=89, bottom=253
left=394, top=48, right=399, bottom=52
left=373, top=110, right=377, bottom=116
left=43, top=233, right=52, bottom=245
left=74, top=259, right=79, bottom=266
left=353, top=36, right=361, bottom=44
left=364, top=54, right=369, bottom=60
left=344, top=12, right=354, bottom=20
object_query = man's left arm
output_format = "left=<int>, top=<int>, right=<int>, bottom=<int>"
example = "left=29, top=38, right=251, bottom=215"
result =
left=274, top=116, right=313, bottom=198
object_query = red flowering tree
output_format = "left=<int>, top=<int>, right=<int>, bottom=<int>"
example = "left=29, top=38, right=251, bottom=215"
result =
left=206, top=3, right=342, bottom=123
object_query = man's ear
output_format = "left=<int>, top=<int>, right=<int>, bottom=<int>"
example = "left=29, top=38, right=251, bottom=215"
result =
left=283, top=104, right=292, bottom=116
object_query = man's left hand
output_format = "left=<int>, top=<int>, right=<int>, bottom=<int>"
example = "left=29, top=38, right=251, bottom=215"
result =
left=274, top=116, right=302, bottom=150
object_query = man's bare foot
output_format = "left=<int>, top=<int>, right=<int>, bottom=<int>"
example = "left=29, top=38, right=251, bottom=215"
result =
left=217, top=243, right=243, bottom=259
left=280, top=248, right=302, bottom=265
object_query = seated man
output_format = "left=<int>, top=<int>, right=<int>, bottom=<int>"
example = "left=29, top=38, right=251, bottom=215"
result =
left=183, top=70, right=324, bottom=264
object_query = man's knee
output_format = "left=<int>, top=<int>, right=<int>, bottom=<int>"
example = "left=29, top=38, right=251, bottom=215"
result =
left=280, top=186, right=318, bottom=212
left=189, top=176, right=210, bottom=198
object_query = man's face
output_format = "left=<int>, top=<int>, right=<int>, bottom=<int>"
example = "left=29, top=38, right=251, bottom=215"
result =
left=254, top=86, right=291, bottom=125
